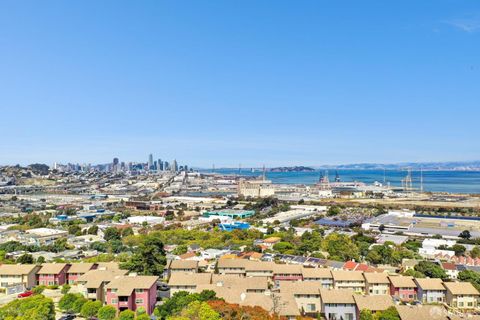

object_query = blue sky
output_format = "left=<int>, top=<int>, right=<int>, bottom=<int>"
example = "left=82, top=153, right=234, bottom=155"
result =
left=0, top=1, right=479, bottom=167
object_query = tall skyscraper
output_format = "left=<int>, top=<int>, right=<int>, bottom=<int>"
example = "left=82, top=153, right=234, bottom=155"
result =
left=164, top=161, right=170, bottom=171
left=171, top=159, right=178, bottom=172
left=112, top=157, right=119, bottom=172
left=148, top=154, right=154, bottom=170
left=158, top=159, right=163, bottom=171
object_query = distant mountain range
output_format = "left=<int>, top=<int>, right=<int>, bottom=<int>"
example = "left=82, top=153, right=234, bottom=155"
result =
left=269, top=166, right=316, bottom=172
left=315, top=161, right=480, bottom=171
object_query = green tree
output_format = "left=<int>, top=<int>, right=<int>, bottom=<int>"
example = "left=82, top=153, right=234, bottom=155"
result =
left=414, top=261, right=448, bottom=280
left=118, top=309, right=135, bottom=320
left=61, top=284, right=71, bottom=294
left=104, top=227, right=121, bottom=241
left=172, top=245, right=188, bottom=256
left=36, top=256, right=46, bottom=264
left=16, top=253, right=34, bottom=264
left=72, top=295, right=88, bottom=313
left=458, top=270, right=480, bottom=291
left=120, top=234, right=166, bottom=276
left=359, top=309, right=374, bottom=320
left=459, top=230, right=472, bottom=240
left=471, top=246, right=480, bottom=258
left=87, top=225, right=99, bottom=235
left=59, top=293, right=82, bottom=312
left=327, top=206, right=341, bottom=216
left=322, top=232, right=360, bottom=261
left=272, top=241, right=294, bottom=253
left=0, top=294, right=55, bottom=320
left=175, top=301, right=221, bottom=320
left=137, top=314, right=151, bottom=320
left=97, top=305, right=117, bottom=320
left=452, top=244, right=466, bottom=256
left=80, top=300, right=102, bottom=318
left=377, top=306, right=400, bottom=320
left=68, top=224, right=81, bottom=235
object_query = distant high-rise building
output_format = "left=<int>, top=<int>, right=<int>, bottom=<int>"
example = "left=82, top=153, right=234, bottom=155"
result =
left=158, top=159, right=163, bottom=171
left=112, top=157, right=119, bottom=172
left=171, top=159, right=178, bottom=172
left=164, top=161, right=170, bottom=171
left=148, top=154, right=154, bottom=170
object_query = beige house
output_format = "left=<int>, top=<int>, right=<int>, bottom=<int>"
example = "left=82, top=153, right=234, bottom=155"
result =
left=280, top=281, right=322, bottom=315
left=444, top=282, right=480, bottom=310
left=76, top=268, right=128, bottom=302
left=353, top=295, right=394, bottom=316
left=396, top=305, right=448, bottom=320
left=0, top=264, right=40, bottom=290
left=302, top=268, right=333, bottom=288
left=216, top=259, right=249, bottom=275
left=168, top=260, right=199, bottom=274
left=168, top=272, right=212, bottom=294
left=332, top=271, right=365, bottom=293
left=363, top=272, right=390, bottom=295
left=245, top=261, right=275, bottom=278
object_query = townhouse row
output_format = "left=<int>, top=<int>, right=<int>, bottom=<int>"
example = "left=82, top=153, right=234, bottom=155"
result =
left=168, top=271, right=476, bottom=320
left=168, top=259, right=480, bottom=310
left=0, top=262, right=158, bottom=315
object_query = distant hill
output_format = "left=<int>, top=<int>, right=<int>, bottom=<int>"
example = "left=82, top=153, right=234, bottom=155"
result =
left=316, top=161, right=480, bottom=171
left=269, top=166, right=315, bottom=172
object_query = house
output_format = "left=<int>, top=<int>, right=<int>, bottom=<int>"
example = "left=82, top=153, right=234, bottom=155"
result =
left=332, top=271, right=365, bottom=293
left=168, top=272, right=212, bottom=294
left=244, top=261, right=275, bottom=278
left=168, top=260, right=199, bottom=275
left=320, top=288, right=356, bottom=320
left=201, top=274, right=269, bottom=293
left=302, top=267, right=333, bottom=289
left=0, top=264, right=41, bottom=292
left=272, top=264, right=303, bottom=286
left=363, top=272, right=390, bottom=295
left=262, top=237, right=281, bottom=248
left=395, top=305, right=448, bottom=320
left=414, top=278, right=446, bottom=304
left=216, top=259, right=249, bottom=275
left=66, top=263, right=97, bottom=284
left=37, top=263, right=70, bottom=286
left=388, top=276, right=417, bottom=301
left=443, top=282, right=480, bottom=310
left=442, top=262, right=459, bottom=280
left=105, top=275, right=158, bottom=315
left=25, top=228, right=68, bottom=245
left=280, top=281, right=322, bottom=316
left=76, top=268, right=129, bottom=302
left=353, top=295, right=393, bottom=320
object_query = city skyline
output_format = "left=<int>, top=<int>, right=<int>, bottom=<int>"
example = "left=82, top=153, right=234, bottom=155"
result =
left=1, top=1, right=479, bottom=166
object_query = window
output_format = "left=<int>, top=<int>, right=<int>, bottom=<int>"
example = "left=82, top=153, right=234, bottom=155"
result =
left=135, top=289, right=144, bottom=293
left=345, top=313, right=354, bottom=320
left=111, top=298, right=118, bottom=304
left=135, top=298, right=144, bottom=304
left=307, top=304, right=316, bottom=311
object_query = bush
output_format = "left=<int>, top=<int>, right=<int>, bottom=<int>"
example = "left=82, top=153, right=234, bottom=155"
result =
left=136, top=314, right=150, bottom=320
left=0, top=294, right=55, bottom=320
left=98, top=305, right=117, bottom=320
left=61, top=284, right=71, bottom=294
left=32, top=285, right=46, bottom=295
left=80, top=300, right=102, bottom=318
left=118, top=309, right=135, bottom=320
left=47, top=284, right=59, bottom=290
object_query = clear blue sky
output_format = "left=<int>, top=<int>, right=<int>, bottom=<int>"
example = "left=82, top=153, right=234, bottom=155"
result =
left=1, top=1, right=479, bottom=167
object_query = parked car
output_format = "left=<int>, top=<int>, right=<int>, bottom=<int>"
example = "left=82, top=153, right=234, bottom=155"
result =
left=17, top=291, right=33, bottom=298
left=59, top=314, right=76, bottom=320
